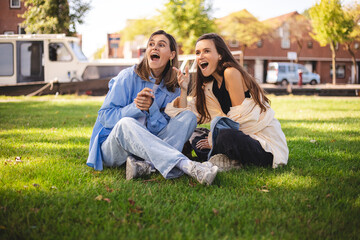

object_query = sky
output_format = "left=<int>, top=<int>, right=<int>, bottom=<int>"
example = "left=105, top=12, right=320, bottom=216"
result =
left=77, top=0, right=354, bottom=58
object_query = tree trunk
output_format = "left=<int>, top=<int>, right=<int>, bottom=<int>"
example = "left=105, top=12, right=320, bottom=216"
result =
left=330, top=41, right=337, bottom=85
left=295, top=38, right=303, bottom=63
left=345, top=43, right=358, bottom=84
left=240, top=45, right=246, bottom=67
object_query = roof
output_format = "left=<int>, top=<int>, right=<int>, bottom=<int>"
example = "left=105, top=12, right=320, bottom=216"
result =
left=262, top=11, right=300, bottom=28
left=216, top=9, right=258, bottom=23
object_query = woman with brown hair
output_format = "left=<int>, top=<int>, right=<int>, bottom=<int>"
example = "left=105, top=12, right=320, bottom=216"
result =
left=87, top=30, right=218, bottom=185
left=166, top=33, right=288, bottom=171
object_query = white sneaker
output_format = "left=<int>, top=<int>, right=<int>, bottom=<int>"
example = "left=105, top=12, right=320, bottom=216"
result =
left=189, top=162, right=218, bottom=185
left=209, top=154, right=242, bottom=172
left=126, top=156, right=152, bottom=180
left=201, top=161, right=214, bottom=168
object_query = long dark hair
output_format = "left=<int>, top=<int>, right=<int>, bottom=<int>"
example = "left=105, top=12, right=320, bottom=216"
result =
left=194, top=33, right=270, bottom=124
left=135, top=30, right=179, bottom=92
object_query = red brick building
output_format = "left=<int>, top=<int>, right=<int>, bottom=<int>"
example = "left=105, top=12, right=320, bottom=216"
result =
left=0, top=0, right=26, bottom=34
left=107, top=33, right=124, bottom=58
left=223, top=11, right=360, bottom=84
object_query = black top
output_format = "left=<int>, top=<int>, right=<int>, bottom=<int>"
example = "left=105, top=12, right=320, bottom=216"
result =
left=212, top=78, right=250, bottom=114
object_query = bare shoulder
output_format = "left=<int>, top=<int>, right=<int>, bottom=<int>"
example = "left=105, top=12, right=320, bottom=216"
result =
left=224, top=67, right=243, bottom=84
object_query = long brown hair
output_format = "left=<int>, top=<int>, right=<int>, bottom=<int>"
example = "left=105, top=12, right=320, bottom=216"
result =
left=194, top=33, right=270, bottom=124
left=135, top=30, right=179, bottom=92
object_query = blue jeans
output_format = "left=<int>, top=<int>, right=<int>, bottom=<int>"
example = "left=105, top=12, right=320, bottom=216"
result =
left=100, top=110, right=197, bottom=179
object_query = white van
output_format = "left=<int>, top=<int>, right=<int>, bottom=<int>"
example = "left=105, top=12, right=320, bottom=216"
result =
left=266, top=62, right=320, bottom=86
left=0, top=34, right=138, bottom=85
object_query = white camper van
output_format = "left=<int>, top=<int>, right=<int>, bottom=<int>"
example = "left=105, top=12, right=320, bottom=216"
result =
left=0, top=34, right=138, bottom=86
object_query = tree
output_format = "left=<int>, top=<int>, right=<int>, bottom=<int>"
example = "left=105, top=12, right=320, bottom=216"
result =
left=120, top=17, right=160, bottom=44
left=21, top=0, right=90, bottom=35
left=93, top=45, right=105, bottom=60
left=343, top=1, right=360, bottom=84
left=68, top=0, right=91, bottom=34
left=309, top=0, right=353, bottom=84
left=217, top=10, right=270, bottom=66
left=159, top=0, right=215, bottom=54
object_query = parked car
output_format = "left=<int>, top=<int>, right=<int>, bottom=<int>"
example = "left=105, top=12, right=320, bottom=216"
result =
left=266, top=62, right=320, bottom=86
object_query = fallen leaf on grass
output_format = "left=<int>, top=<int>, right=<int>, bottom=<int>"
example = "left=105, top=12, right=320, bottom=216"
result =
left=212, top=208, right=219, bottom=215
left=95, top=195, right=111, bottom=203
left=258, top=185, right=270, bottom=193
left=310, top=139, right=316, bottom=143
left=128, top=198, right=136, bottom=206
left=130, top=206, right=143, bottom=214
left=51, top=186, right=57, bottom=190
left=4, top=159, right=12, bottom=165
left=95, top=195, right=103, bottom=201
left=33, top=184, right=40, bottom=188
left=326, top=193, right=332, bottom=198
left=0, top=225, right=6, bottom=230
left=188, top=179, right=197, bottom=187
left=30, top=208, right=40, bottom=213
left=105, top=185, right=113, bottom=192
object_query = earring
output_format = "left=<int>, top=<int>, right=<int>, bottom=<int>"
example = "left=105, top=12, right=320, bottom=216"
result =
left=170, top=59, right=172, bottom=66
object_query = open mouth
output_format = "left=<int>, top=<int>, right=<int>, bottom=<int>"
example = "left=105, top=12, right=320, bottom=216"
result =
left=200, top=62, right=209, bottom=69
left=150, top=53, right=160, bottom=61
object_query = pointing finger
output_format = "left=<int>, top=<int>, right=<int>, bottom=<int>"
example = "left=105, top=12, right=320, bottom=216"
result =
left=185, top=65, right=189, bottom=77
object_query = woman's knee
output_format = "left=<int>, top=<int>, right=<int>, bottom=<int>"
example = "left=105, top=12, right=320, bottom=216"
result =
left=177, top=110, right=197, bottom=129
left=114, top=117, right=137, bottom=132
left=215, top=129, right=247, bottom=146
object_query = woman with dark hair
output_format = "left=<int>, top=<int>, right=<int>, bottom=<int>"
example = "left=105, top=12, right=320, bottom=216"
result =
left=87, top=30, right=218, bottom=185
left=166, top=33, right=288, bottom=171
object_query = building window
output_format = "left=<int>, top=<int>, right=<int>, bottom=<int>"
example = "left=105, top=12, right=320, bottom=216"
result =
left=49, top=43, right=72, bottom=61
left=10, top=0, right=21, bottom=8
left=0, top=43, right=14, bottom=76
left=18, top=25, right=26, bottom=34
left=279, top=26, right=290, bottom=49
left=355, top=42, right=359, bottom=50
left=229, top=40, right=239, bottom=48
left=256, top=39, right=263, bottom=48
left=307, top=41, right=313, bottom=49
left=330, top=64, right=345, bottom=78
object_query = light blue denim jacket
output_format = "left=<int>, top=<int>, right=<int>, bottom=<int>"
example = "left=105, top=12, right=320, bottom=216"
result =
left=86, top=66, right=180, bottom=170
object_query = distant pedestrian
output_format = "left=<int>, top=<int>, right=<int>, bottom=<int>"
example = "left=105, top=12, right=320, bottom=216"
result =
left=87, top=30, right=218, bottom=185
left=166, top=33, right=288, bottom=171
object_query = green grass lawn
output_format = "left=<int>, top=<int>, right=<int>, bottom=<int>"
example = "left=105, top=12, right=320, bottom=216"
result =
left=0, top=95, right=359, bottom=239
